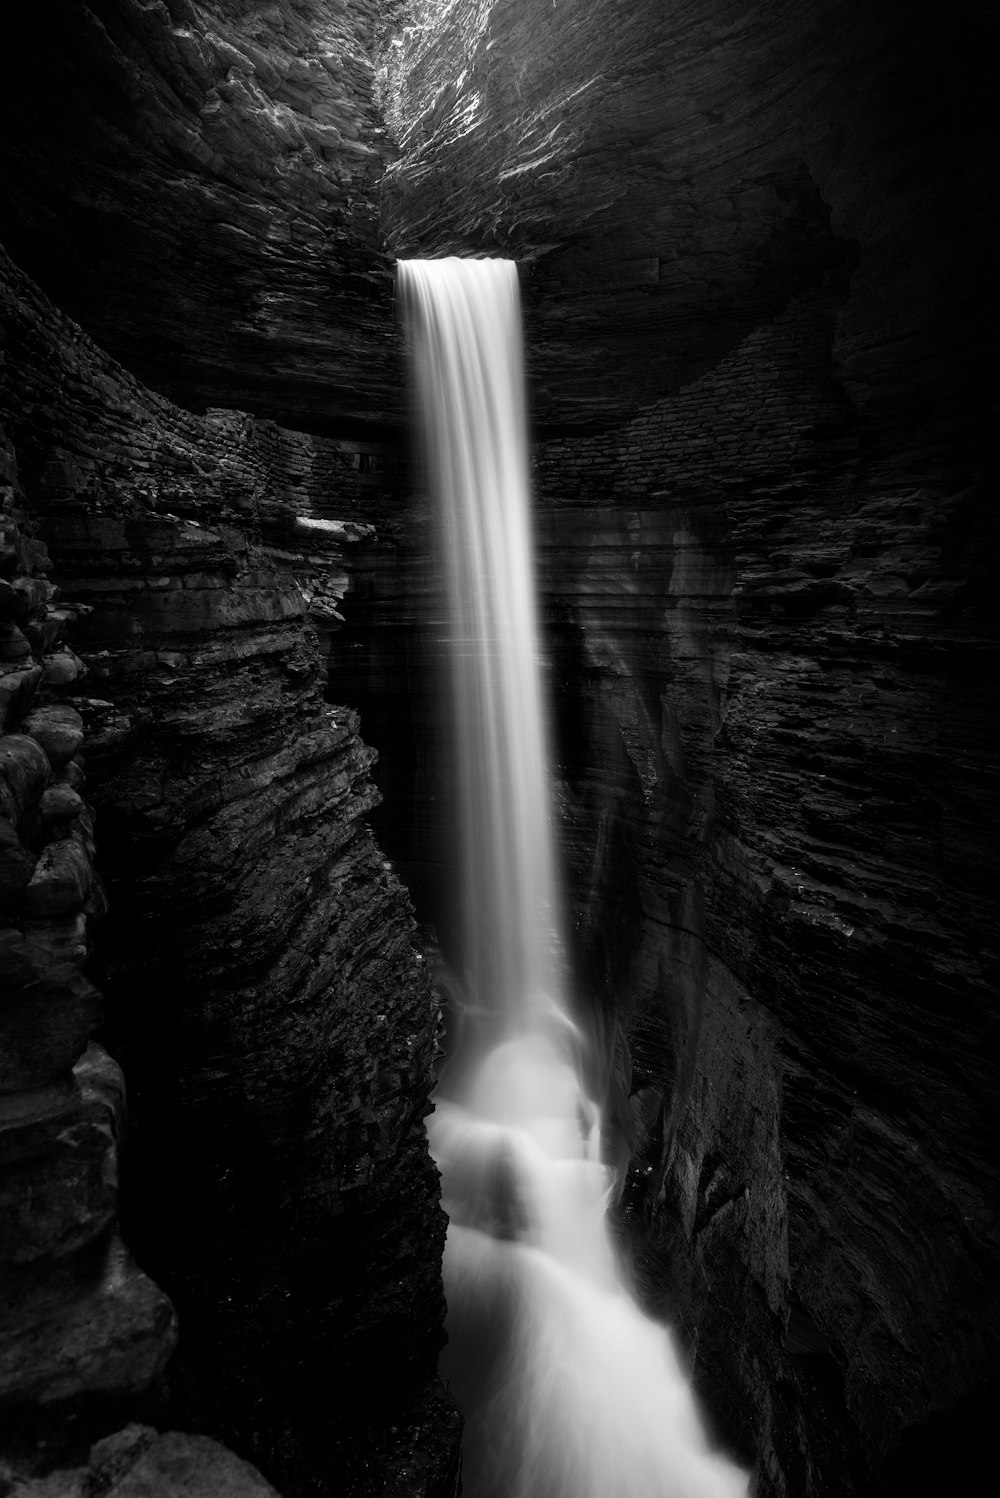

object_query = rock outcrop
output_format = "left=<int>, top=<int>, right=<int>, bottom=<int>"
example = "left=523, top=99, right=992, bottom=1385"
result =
left=1, top=425, right=177, bottom=1422
left=0, top=240, right=457, bottom=1493
left=2, top=1424, right=284, bottom=1498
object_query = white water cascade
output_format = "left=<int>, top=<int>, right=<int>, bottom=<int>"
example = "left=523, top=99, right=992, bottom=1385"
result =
left=398, top=256, right=748, bottom=1498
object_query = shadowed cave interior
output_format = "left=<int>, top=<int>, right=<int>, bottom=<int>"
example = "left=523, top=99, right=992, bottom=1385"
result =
left=0, top=2, right=997, bottom=1496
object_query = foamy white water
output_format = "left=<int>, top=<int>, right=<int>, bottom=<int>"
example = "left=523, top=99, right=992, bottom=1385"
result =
left=398, top=256, right=748, bottom=1498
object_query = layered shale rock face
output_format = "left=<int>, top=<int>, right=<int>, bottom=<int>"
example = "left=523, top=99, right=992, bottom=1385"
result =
left=0, top=431, right=177, bottom=1426
left=2, top=2, right=461, bottom=1491
left=533, top=296, right=997, bottom=1497
left=0, top=237, right=455, bottom=1492
left=380, top=2, right=998, bottom=1494
left=382, top=0, right=992, bottom=445
left=1, top=0, right=407, bottom=436
left=2, top=355, right=285, bottom=1498
left=3, top=0, right=996, bottom=1496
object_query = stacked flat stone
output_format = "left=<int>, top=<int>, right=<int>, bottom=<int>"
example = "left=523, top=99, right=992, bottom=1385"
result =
left=0, top=428, right=177, bottom=1412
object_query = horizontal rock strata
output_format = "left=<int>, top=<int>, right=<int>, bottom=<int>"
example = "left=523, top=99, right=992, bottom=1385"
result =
left=536, top=316, right=997, bottom=1492
left=3, top=1, right=995, bottom=1495
left=0, top=243, right=457, bottom=1494
left=373, top=1, right=998, bottom=1493
left=1, top=0, right=407, bottom=436
left=381, top=0, right=991, bottom=449
left=1, top=430, right=177, bottom=1419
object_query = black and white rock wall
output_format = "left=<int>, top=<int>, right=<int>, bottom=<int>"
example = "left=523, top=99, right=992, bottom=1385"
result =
left=379, top=2, right=999, bottom=1494
left=1, top=2, right=997, bottom=1496
left=0, top=3, right=456, bottom=1478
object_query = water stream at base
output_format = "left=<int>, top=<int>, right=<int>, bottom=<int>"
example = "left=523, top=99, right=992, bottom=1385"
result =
left=398, top=256, right=748, bottom=1498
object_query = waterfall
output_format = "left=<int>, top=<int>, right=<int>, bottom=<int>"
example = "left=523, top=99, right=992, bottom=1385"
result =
left=398, top=256, right=747, bottom=1498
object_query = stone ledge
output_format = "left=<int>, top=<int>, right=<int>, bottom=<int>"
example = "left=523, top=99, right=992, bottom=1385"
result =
left=0, top=1237, right=177, bottom=1408
left=2, top=1424, right=282, bottom=1498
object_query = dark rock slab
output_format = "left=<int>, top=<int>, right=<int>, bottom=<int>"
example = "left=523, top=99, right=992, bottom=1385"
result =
left=0, top=1236, right=177, bottom=1408
left=0, top=1046, right=122, bottom=1270
left=2, top=1423, right=283, bottom=1498
left=104, top=1429, right=282, bottom=1498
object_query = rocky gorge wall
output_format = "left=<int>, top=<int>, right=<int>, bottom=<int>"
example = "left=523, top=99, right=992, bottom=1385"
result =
left=1, top=0, right=408, bottom=437
left=1, top=427, right=178, bottom=1425
left=377, top=1, right=999, bottom=1495
left=0, top=240, right=458, bottom=1495
left=532, top=287, right=998, bottom=1496
left=350, top=268, right=999, bottom=1494
left=2, top=0, right=997, bottom=1496
left=1, top=3, right=466, bottom=1491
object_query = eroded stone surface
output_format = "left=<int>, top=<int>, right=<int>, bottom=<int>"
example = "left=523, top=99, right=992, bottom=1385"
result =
left=1, top=1, right=994, bottom=1495
left=2, top=1424, right=282, bottom=1498
left=372, top=4, right=997, bottom=1493
left=381, top=0, right=991, bottom=452
left=1, top=426, right=176, bottom=1416
left=102, top=1430, right=282, bottom=1498
left=0, top=1236, right=177, bottom=1408
left=0, top=235, right=454, bottom=1492
left=0, top=1047, right=123, bottom=1270
left=0, top=0, right=405, bottom=437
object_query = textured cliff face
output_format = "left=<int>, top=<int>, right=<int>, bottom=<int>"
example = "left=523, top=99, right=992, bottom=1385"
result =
left=2, top=2, right=461, bottom=1486
left=381, top=0, right=992, bottom=446
left=532, top=307, right=997, bottom=1493
left=1, top=0, right=407, bottom=436
left=1, top=378, right=286, bottom=1498
left=1, top=418, right=178, bottom=1444
left=378, top=2, right=998, bottom=1494
left=0, top=245, right=458, bottom=1494
left=2, top=0, right=996, bottom=1494
left=2, top=1425, right=284, bottom=1498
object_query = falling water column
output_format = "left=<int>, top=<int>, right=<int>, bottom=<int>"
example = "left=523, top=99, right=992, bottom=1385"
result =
left=398, top=256, right=748, bottom=1498
left=397, top=256, right=566, bottom=1041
